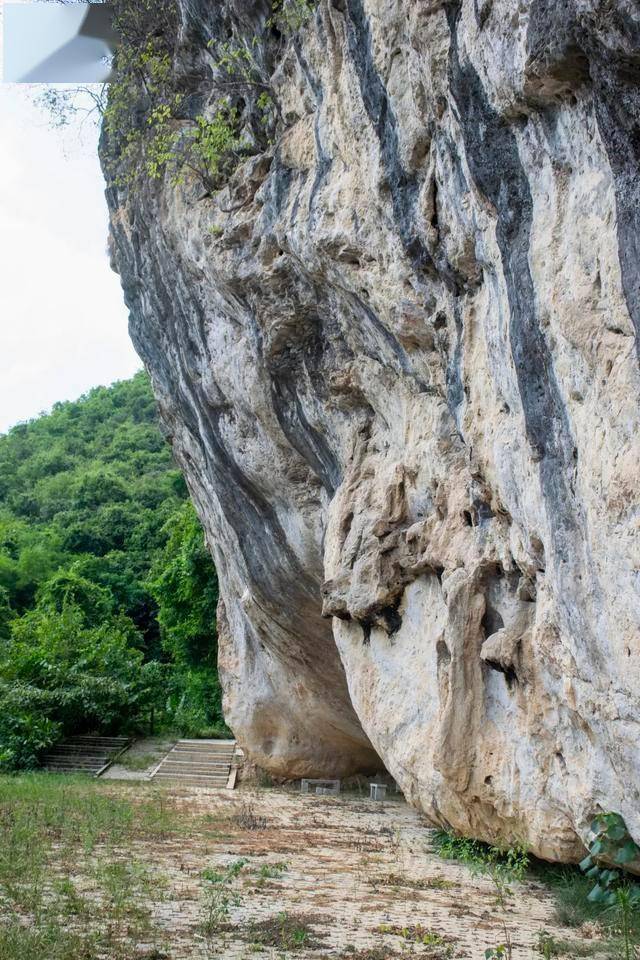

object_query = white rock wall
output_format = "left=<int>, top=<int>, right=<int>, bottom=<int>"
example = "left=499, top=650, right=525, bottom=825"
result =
left=105, top=0, right=640, bottom=860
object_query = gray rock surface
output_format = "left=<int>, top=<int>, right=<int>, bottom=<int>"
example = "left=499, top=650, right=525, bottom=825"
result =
left=103, top=0, right=640, bottom=861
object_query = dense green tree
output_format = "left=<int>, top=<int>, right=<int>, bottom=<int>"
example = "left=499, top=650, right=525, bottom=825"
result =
left=149, top=501, right=226, bottom=737
left=150, top=502, right=219, bottom=669
left=0, top=372, right=226, bottom=768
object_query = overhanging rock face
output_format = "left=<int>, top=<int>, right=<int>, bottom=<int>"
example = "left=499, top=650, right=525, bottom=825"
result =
left=103, top=0, right=640, bottom=862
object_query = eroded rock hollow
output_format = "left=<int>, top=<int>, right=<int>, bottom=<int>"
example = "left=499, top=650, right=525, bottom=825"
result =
left=103, top=0, right=640, bottom=862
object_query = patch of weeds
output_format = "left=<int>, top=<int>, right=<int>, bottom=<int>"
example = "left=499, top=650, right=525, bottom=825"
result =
left=0, top=775, right=180, bottom=959
left=536, top=813, right=640, bottom=959
left=0, top=919, right=100, bottom=960
left=118, top=751, right=162, bottom=772
left=376, top=923, right=454, bottom=951
left=433, top=829, right=528, bottom=959
left=535, top=930, right=603, bottom=958
left=95, top=858, right=155, bottom=917
left=251, top=861, right=289, bottom=888
left=244, top=912, right=323, bottom=950
left=535, top=864, right=607, bottom=929
left=233, top=799, right=268, bottom=830
left=367, top=872, right=453, bottom=891
left=433, top=829, right=529, bottom=906
left=257, top=862, right=288, bottom=879
left=0, top=774, right=177, bottom=920
left=200, top=858, right=248, bottom=936
left=50, top=877, right=92, bottom=917
left=327, top=950, right=404, bottom=960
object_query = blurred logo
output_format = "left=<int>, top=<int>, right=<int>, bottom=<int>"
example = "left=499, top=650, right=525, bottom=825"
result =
left=3, top=3, right=118, bottom=82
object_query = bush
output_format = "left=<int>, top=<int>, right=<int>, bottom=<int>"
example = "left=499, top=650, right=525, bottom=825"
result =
left=0, top=602, right=164, bottom=769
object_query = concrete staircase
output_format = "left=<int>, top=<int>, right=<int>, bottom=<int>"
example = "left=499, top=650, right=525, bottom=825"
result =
left=149, top=739, right=236, bottom=789
left=41, top=736, right=130, bottom=776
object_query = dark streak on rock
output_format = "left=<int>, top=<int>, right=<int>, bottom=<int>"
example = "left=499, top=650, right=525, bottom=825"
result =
left=344, top=0, right=437, bottom=282
left=270, top=373, right=341, bottom=494
left=122, top=217, right=326, bottom=637
left=292, top=38, right=333, bottom=219
left=447, top=3, right=577, bottom=565
left=526, top=0, right=640, bottom=362
left=445, top=304, right=465, bottom=426
left=590, top=58, right=640, bottom=363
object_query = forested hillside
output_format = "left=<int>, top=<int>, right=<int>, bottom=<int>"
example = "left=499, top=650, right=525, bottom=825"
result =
left=0, top=371, right=225, bottom=769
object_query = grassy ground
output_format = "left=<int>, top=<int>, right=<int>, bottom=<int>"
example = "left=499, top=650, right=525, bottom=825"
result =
left=1, top=775, right=631, bottom=960
left=431, top=829, right=640, bottom=958
left=0, top=773, right=182, bottom=960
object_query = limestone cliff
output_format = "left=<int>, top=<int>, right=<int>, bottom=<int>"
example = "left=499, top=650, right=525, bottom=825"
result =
left=103, top=0, right=640, bottom=863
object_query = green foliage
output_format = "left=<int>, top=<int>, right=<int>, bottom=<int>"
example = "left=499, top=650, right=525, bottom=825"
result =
left=0, top=602, right=164, bottom=768
left=39, top=0, right=317, bottom=191
left=579, top=812, right=640, bottom=905
left=201, top=857, right=248, bottom=935
left=577, top=813, right=640, bottom=959
left=0, top=372, right=225, bottom=767
left=433, top=828, right=530, bottom=903
left=268, top=0, right=316, bottom=32
left=149, top=500, right=227, bottom=736
left=150, top=502, right=218, bottom=668
left=102, top=0, right=249, bottom=191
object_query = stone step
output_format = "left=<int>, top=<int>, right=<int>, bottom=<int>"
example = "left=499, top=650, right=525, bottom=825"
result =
left=43, top=758, right=107, bottom=766
left=159, top=768, right=230, bottom=777
left=172, top=741, right=234, bottom=747
left=148, top=739, right=236, bottom=788
left=164, top=752, right=232, bottom=762
left=43, top=765, right=100, bottom=773
left=161, top=759, right=230, bottom=768
left=40, top=736, right=130, bottom=777
left=62, top=739, right=128, bottom=748
left=177, top=739, right=234, bottom=745
left=152, top=775, right=229, bottom=786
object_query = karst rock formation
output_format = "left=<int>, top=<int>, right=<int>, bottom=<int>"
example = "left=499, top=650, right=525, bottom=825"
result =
left=103, top=0, right=640, bottom=863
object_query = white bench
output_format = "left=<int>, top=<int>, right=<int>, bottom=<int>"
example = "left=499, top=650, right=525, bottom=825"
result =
left=369, top=783, right=387, bottom=801
left=301, top=778, right=341, bottom=796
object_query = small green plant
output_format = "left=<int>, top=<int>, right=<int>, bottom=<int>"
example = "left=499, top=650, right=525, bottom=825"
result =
left=267, top=0, right=316, bottom=32
left=432, top=829, right=528, bottom=907
left=246, top=912, right=320, bottom=950
left=200, top=857, right=248, bottom=935
left=484, top=947, right=508, bottom=960
left=254, top=862, right=289, bottom=884
left=377, top=924, right=452, bottom=948
left=536, top=931, right=560, bottom=958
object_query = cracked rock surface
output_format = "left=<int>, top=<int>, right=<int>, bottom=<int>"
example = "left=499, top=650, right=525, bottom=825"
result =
left=103, top=0, right=640, bottom=862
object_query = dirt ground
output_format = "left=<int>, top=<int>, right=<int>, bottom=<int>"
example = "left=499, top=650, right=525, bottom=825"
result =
left=107, top=784, right=604, bottom=960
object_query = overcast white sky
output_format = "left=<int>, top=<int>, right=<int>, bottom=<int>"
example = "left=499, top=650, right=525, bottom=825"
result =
left=0, top=83, right=141, bottom=433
